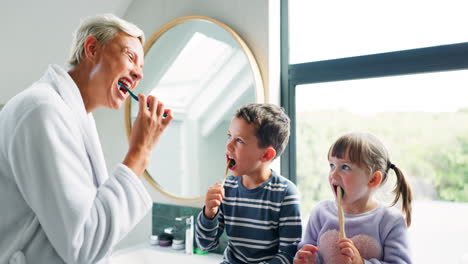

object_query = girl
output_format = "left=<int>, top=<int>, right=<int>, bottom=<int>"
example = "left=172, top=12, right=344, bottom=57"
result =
left=295, top=132, right=413, bottom=264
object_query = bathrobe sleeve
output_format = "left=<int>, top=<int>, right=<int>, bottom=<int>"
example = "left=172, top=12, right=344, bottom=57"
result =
left=7, top=102, right=152, bottom=264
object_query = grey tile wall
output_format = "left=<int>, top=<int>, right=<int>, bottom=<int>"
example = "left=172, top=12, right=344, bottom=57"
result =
left=152, top=203, right=227, bottom=255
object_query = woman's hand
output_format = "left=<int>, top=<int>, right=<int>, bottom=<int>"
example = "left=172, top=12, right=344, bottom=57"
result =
left=338, top=238, right=364, bottom=264
left=124, top=94, right=173, bottom=176
left=204, top=183, right=225, bottom=219
left=294, top=244, right=319, bottom=264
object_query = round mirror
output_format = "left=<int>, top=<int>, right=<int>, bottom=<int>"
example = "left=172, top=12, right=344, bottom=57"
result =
left=125, top=16, right=265, bottom=202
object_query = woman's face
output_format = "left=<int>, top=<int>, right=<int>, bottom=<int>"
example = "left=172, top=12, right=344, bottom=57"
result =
left=91, top=31, right=144, bottom=109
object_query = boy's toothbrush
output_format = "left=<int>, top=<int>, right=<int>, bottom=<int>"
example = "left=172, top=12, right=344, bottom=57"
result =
left=210, top=159, right=235, bottom=215
left=221, top=159, right=235, bottom=186
left=337, top=186, right=346, bottom=239
left=118, top=81, right=168, bottom=117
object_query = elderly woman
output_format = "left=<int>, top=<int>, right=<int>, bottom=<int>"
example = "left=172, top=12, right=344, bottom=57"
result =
left=0, top=14, right=172, bottom=264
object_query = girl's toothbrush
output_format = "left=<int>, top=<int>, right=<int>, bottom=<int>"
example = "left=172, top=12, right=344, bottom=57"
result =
left=118, top=81, right=167, bottom=117
left=337, top=186, right=346, bottom=239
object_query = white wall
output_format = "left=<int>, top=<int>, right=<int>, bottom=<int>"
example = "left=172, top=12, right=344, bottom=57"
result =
left=98, top=0, right=281, bottom=249
left=0, top=0, right=133, bottom=103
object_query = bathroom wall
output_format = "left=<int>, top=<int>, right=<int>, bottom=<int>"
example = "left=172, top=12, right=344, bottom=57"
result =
left=0, top=0, right=133, bottom=103
left=92, top=0, right=281, bottom=249
left=152, top=203, right=229, bottom=254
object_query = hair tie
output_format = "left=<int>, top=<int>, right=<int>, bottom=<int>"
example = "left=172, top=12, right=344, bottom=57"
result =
left=389, top=163, right=396, bottom=170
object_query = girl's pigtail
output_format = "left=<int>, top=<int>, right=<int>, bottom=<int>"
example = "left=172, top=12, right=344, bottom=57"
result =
left=389, top=164, right=413, bottom=227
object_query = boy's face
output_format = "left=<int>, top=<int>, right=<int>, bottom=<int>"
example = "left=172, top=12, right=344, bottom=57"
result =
left=226, top=117, right=268, bottom=177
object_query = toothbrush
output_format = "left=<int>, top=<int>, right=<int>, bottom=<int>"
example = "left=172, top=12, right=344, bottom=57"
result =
left=118, top=81, right=167, bottom=117
left=221, top=159, right=235, bottom=186
left=210, top=159, right=235, bottom=215
left=337, top=186, right=346, bottom=239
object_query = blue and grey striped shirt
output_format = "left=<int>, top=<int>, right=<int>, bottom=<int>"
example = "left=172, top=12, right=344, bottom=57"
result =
left=196, top=170, right=302, bottom=264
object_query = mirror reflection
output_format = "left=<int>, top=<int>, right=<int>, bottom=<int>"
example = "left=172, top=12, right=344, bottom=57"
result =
left=126, top=16, right=264, bottom=201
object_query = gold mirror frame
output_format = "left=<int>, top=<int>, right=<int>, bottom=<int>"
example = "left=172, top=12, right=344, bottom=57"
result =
left=125, top=15, right=266, bottom=202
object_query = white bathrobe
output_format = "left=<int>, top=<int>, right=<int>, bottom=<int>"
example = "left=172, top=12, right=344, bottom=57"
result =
left=0, top=65, right=152, bottom=264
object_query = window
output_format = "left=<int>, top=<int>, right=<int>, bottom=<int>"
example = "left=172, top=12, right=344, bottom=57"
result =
left=289, top=0, right=468, bottom=64
left=284, top=1, right=468, bottom=263
left=296, top=72, right=468, bottom=264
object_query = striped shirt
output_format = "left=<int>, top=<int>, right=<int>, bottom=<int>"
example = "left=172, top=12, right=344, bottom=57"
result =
left=196, top=170, right=302, bottom=264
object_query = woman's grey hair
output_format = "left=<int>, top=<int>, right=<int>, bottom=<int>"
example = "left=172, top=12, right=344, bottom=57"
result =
left=68, top=13, right=145, bottom=66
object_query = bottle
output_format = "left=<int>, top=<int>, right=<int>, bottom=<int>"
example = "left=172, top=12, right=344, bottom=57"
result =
left=185, top=216, right=194, bottom=255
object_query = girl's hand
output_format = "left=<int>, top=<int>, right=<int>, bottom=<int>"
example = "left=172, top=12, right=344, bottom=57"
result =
left=338, top=238, right=364, bottom=264
left=294, top=244, right=319, bottom=264
left=204, top=183, right=225, bottom=219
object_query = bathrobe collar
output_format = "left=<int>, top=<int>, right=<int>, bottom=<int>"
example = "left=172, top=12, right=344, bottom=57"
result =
left=41, top=64, right=109, bottom=186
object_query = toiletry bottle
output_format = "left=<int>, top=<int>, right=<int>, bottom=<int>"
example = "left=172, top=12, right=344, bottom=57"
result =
left=185, top=215, right=194, bottom=255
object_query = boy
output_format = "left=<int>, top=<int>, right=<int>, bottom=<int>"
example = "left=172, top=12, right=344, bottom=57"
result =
left=196, top=104, right=302, bottom=264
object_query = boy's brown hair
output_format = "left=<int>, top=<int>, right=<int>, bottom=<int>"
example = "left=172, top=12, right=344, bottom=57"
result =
left=235, top=104, right=290, bottom=159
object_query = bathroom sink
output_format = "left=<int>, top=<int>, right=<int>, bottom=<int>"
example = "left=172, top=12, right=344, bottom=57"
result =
left=110, top=244, right=223, bottom=264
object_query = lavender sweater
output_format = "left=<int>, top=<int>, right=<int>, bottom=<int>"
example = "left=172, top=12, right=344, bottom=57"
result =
left=298, top=200, right=411, bottom=264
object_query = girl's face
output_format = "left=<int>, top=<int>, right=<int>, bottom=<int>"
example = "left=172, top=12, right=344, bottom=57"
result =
left=328, top=155, right=375, bottom=213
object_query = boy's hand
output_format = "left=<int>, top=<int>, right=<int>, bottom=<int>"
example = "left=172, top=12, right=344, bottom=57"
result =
left=294, top=244, right=319, bottom=264
left=338, top=238, right=364, bottom=264
left=204, top=183, right=225, bottom=219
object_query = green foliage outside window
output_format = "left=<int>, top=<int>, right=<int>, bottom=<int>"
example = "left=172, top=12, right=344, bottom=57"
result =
left=297, top=110, right=468, bottom=215
left=431, top=134, right=468, bottom=201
